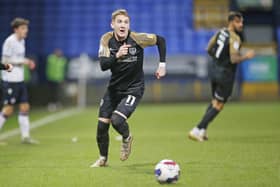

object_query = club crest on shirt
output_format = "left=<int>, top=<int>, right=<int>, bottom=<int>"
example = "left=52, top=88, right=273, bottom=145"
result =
left=129, top=47, right=137, bottom=55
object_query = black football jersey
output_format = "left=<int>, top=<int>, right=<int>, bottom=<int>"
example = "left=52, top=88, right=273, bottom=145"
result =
left=207, top=28, right=242, bottom=74
left=98, top=31, right=157, bottom=95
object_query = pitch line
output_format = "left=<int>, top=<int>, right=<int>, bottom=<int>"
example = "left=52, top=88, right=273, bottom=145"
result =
left=0, top=108, right=82, bottom=140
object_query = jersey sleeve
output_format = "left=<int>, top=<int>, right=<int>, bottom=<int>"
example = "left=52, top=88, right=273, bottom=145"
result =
left=98, top=32, right=113, bottom=58
left=207, top=33, right=217, bottom=52
left=206, top=34, right=218, bottom=57
left=2, top=40, right=26, bottom=64
left=130, top=32, right=157, bottom=48
left=2, top=40, right=13, bottom=58
left=229, top=32, right=241, bottom=56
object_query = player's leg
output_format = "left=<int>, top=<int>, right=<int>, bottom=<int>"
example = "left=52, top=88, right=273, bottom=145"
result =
left=0, top=105, right=14, bottom=130
left=18, top=103, right=31, bottom=140
left=19, top=102, right=39, bottom=144
left=111, top=112, right=130, bottom=140
left=189, top=80, right=232, bottom=141
left=197, top=81, right=233, bottom=131
left=18, top=83, right=39, bottom=144
left=91, top=91, right=115, bottom=167
left=91, top=117, right=111, bottom=167
left=0, top=105, right=14, bottom=146
left=189, top=81, right=217, bottom=141
left=197, top=99, right=223, bottom=129
left=97, top=117, right=111, bottom=157
left=112, top=94, right=141, bottom=161
left=0, top=82, right=17, bottom=145
left=0, top=82, right=16, bottom=132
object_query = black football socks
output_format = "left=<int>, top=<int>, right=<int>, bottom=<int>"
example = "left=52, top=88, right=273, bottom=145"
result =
left=111, top=113, right=130, bottom=139
left=96, top=121, right=110, bottom=158
left=206, top=103, right=212, bottom=113
left=112, top=121, right=130, bottom=140
left=197, top=104, right=220, bottom=130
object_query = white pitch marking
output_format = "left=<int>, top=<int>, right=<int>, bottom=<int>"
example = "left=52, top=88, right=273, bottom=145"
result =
left=0, top=108, right=82, bottom=140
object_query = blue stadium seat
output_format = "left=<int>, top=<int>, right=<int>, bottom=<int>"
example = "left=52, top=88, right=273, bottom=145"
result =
left=0, top=0, right=198, bottom=57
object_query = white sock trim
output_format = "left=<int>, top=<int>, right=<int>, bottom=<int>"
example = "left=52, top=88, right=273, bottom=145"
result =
left=113, top=110, right=127, bottom=120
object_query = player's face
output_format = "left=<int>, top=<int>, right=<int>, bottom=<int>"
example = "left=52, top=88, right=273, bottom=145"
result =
left=15, top=25, right=29, bottom=39
left=232, top=17, right=243, bottom=33
left=111, top=15, right=130, bottom=41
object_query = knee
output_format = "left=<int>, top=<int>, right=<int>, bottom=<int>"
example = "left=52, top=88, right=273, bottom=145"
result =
left=19, top=103, right=30, bottom=113
left=212, top=100, right=224, bottom=111
left=111, top=113, right=126, bottom=128
left=2, top=105, right=14, bottom=117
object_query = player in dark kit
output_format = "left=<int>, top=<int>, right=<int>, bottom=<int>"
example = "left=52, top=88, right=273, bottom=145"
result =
left=91, top=9, right=166, bottom=167
left=189, top=12, right=255, bottom=142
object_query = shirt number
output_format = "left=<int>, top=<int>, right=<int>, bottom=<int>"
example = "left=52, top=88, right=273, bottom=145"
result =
left=215, top=33, right=227, bottom=58
left=125, top=95, right=136, bottom=106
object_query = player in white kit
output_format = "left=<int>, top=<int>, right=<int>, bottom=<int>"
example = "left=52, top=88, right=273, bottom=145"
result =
left=0, top=18, right=39, bottom=144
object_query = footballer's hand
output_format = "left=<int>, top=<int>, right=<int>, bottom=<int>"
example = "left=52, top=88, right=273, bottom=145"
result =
left=27, top=59, right=36, bottom=70
left=245, top=50, right=255, bottom=60
left=116, top=43, right=131, bottom=58
left=155, top=62, right=166, bottom=79
left=5, top=64, right=13, bottom=72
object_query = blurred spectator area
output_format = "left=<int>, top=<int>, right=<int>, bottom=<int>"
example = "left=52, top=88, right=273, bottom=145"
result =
left=0, top=0, right=279, bottom=105
left=1, top=0, right=276, bottom=58
left=0, top=0, right=213, bottom=56
left=194, top=0, right=229, bottom=29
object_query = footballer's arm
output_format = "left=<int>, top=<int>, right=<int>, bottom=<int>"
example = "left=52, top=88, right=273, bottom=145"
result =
left=131, top=32, right=166, bottom=62
left=155, top=35, right=166, bottom=63
left=2, top=56, right=35, bottom=70
left=131, top=32, right=167, bottom=78
left=206, top=34, right=217, bottom=56
left=2, top=42, right=34, bottom=69
left=98, top=32, right=117, bottom=71
left=230, top=51, right=255, bottom=64
left=2, top=56, right=28, bottom=65
left=99, top=56, right=117, bottom=71
left=155, top=35, right=166, bottom=79
left=229, top=33, right=255, bottom=64
left=0, top=62, right=13, bottom=71
left=2, top=40, right=26, bottom=65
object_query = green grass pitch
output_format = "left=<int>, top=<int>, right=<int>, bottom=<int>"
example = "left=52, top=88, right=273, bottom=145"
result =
left=0, top=102, right=279, bottom=187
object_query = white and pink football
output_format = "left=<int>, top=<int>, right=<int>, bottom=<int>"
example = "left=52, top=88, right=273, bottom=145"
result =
left=154, top=159, right=180, bottom=184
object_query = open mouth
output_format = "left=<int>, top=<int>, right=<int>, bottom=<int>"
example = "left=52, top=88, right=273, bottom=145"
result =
left=119, top=28, right=126, bottom=34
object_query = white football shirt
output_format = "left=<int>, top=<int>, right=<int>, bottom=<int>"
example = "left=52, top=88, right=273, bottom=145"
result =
left=1, top=34, right=26, bottom=82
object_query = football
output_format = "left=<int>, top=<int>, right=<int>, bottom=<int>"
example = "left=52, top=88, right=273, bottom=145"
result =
left=154, top=159, right=180, bottom=184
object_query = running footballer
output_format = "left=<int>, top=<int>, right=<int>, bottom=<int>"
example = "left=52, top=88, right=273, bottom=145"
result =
left=91, top=9, right=166, bottom=167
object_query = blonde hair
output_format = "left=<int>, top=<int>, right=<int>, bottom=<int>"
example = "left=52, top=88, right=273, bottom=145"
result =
left=111, top=9, right=130, bottom=20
